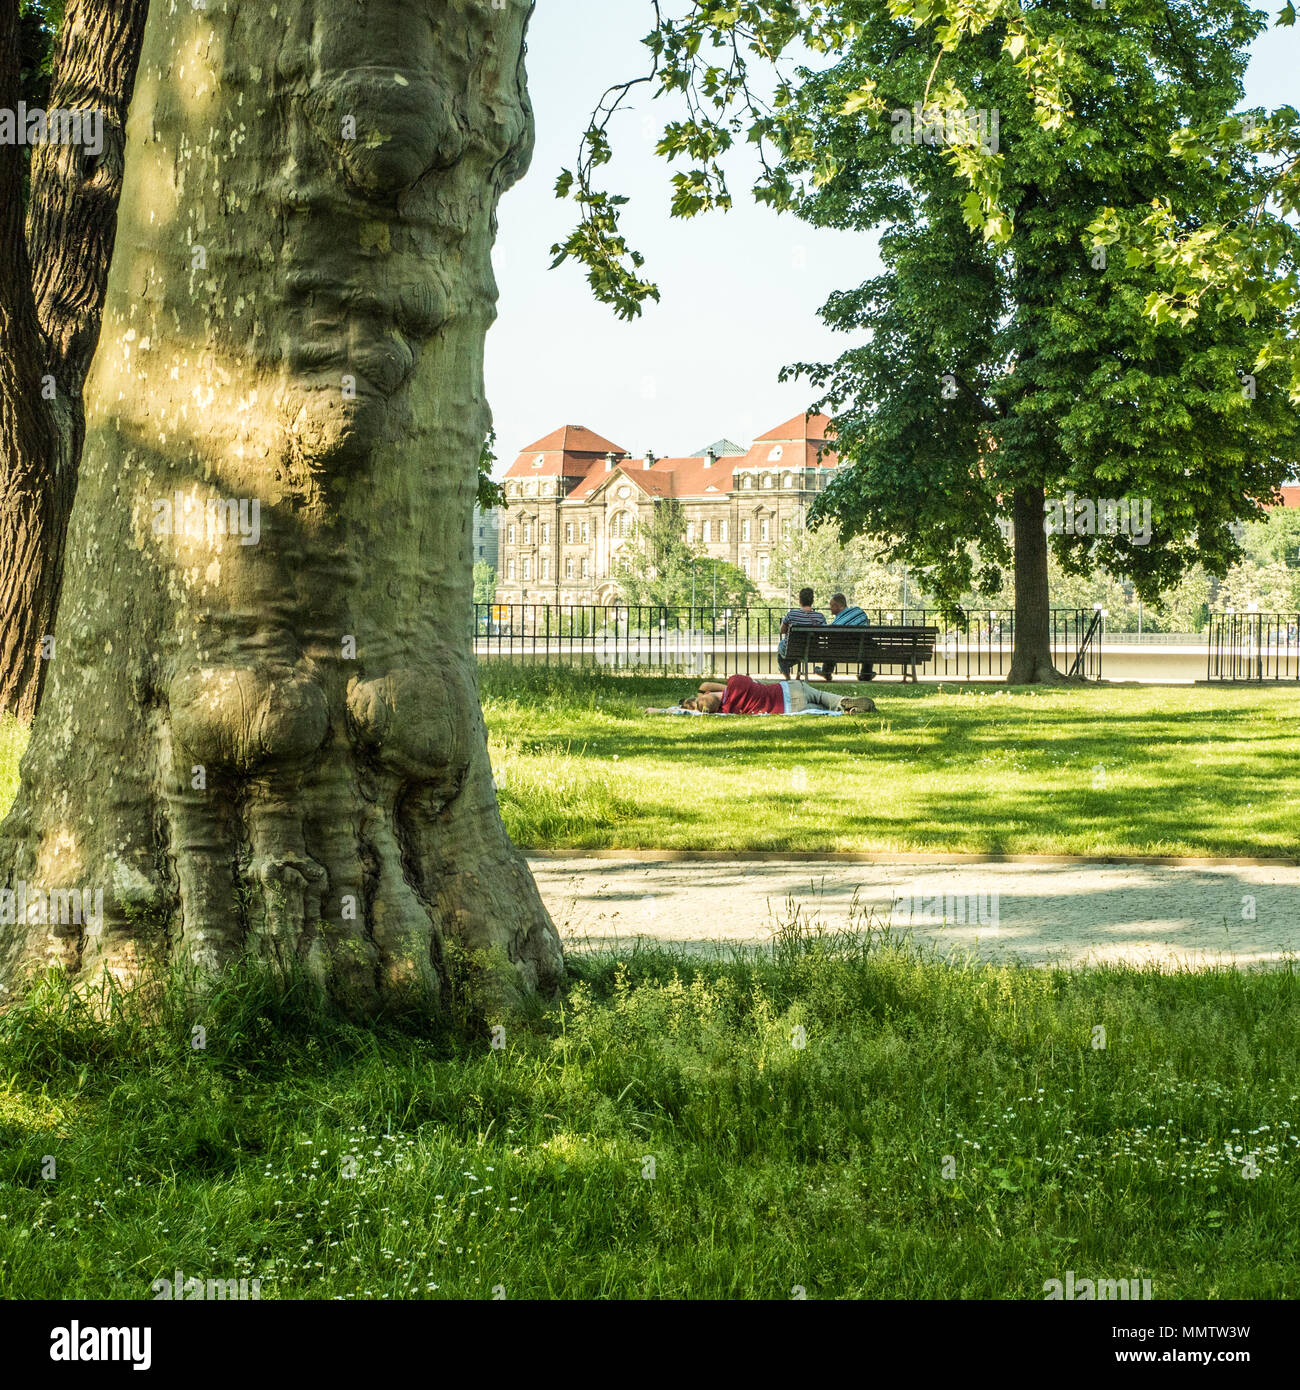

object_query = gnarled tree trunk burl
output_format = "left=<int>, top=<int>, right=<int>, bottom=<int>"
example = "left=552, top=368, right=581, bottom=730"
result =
left=0, top=0, right=565, bottom=1012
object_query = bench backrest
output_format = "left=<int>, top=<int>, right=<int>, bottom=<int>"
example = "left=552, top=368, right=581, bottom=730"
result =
left=786, top=625, right=939, bottom=662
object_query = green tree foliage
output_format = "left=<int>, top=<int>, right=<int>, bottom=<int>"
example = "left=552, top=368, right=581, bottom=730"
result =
left=18, top=1, right=60, bottom=111
left=1090, top=7, right=1300, bottom=400
left=472, top=561, right=498, bottom=606
left=615, top=499, right=760, bottom=608
left=555, top=2, right=1299, bottom=679
left=780, top=3, right=1299, bottom=622
left=768, top=524, right=905, bottom=608
left=478, top=427, right=505, bottom=511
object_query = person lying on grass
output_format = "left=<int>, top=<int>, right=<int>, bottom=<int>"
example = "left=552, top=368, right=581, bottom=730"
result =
left=644, top=673, right=877, bottom=717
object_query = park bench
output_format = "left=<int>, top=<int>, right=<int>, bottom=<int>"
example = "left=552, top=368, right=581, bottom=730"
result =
left=784, top=624, right=939, bottom=683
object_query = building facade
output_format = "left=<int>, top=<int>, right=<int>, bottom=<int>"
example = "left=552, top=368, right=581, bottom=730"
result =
left=472, top=505, right=499, bottom=570
left=494, top=414, right=839, bottom=604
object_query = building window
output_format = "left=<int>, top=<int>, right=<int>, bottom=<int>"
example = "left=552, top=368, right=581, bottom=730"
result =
left=784, top=474, right=792, bottom=488
left=686, top=522, right=696, bottom=543
left=741, top=520, right=751, bottom=543
left=581, top=521, right=590, bottom=543
left=741, top=556, right=750, bottom=576
left=783, top=519, right=792, bottom=539
left=764, top=475, right=774, bottom=488
left=507, top=524, right=516, bottom=544
left=523, top=522, right=531, bottom=544
left=565, top=557, right=573, bottom=578
left=760, top=518, right=770, bottom=542
left=506, top=558, right=515, bottom=580
left=743, top=476, right=753, bottom=489
left=541, top=523, right=549, bottom=544
left=720, top=520, right=729, bottom=543
left=522, top=557, right=531, bottom=581
left=541, top=556, right=550, bottom=580
left=477, top=526, right=483, bottom=538
left=702, top=520, right=711, bottom=543
left=759, top=554, right=770, bottom=581
left=565, top=522, right=574, bottom=544
left=580, top=557, right=589, bottom=578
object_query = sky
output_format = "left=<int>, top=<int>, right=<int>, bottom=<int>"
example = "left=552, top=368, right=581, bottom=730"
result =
left=485, top=2, right=1300, bottom=473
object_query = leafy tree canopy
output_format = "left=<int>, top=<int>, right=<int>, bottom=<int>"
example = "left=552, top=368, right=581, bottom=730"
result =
left=557, top=1, right=1300, bottom=624
left=615, top=498, right=761, bottom=608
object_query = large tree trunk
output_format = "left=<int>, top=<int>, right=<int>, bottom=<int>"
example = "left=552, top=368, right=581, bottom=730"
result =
left=0, top=0, right=564, bottom=1012
left=0, top=0, right=150, bottom=721
left=1006, top=483, right=1064, bottom=684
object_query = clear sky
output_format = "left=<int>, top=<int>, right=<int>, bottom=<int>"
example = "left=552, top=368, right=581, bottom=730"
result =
left=485, top=2, right=1300, bottom=472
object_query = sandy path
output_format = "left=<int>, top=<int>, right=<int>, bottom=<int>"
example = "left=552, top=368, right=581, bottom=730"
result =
left=529, top=855, right=1300, bottom=969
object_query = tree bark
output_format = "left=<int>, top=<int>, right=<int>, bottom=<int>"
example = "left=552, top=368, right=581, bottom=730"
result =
left=0, top=0, right=150, bottom=721
left=0, top=0, right=564, bottom=1013
left=1006, top=483, right=1064, bottom=684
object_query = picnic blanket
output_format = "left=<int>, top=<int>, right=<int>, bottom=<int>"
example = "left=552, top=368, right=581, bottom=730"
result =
left=661, top=706, right=844, bottom=717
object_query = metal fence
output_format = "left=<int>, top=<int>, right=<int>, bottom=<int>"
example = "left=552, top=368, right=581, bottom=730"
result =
left=1207, top=612, right=1300, bottom=680
left=473, top=604, right=1102, bottom=681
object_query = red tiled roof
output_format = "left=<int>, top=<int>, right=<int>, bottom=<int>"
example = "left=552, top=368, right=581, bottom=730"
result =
left=735, top=412, right=837, bottom=469
left=1276, top=485, right=1300, bottom=508
left=565, top=463, right=672, bottom=501
left=506, top=414, right=839, bottom=488
left=520, top=424, right=627, bottom=455
left=649, top=455, right=737, bottom=498
left=753, top=411, right=834, bottom=443
left=505, top=425, right=628, bottom=478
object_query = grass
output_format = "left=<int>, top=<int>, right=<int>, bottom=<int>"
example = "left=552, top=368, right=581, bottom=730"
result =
left=0, top=932, right=1297, bottom=1299
left=1, top=672, right=1296, bottom=1299
left=478, top=666, right=1300, bottom=858
left=4, top=671, right=1295, bottom=858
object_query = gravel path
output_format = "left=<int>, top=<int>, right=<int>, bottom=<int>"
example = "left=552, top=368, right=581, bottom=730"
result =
left=530, top=855, right=1300, bottom=969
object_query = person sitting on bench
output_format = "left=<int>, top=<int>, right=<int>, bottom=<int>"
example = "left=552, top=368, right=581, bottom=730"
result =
left=777, top=587, right=826, bottom=677
left=645, top=673, right=875, bottom=716
left=819, top=592, right=875, bottom=683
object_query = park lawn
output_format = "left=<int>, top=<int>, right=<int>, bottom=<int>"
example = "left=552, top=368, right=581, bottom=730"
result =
left=4, top=676, right=1294, bottom=858
left=480, top=669, right=1300, bottom=859
left=1, top=935, right=1297, bottom=1300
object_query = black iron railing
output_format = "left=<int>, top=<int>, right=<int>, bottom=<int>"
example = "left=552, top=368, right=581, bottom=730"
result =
left=1207, top=612, right=1300, bottom=680
left=472, top=604, right=1101, bottom=680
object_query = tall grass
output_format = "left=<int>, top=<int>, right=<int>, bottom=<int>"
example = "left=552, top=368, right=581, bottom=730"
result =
left=1, top=932, right=1296, bottom=1298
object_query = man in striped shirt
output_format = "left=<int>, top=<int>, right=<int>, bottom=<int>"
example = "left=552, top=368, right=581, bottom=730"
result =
left=777, top=587, right=826, bottom=677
